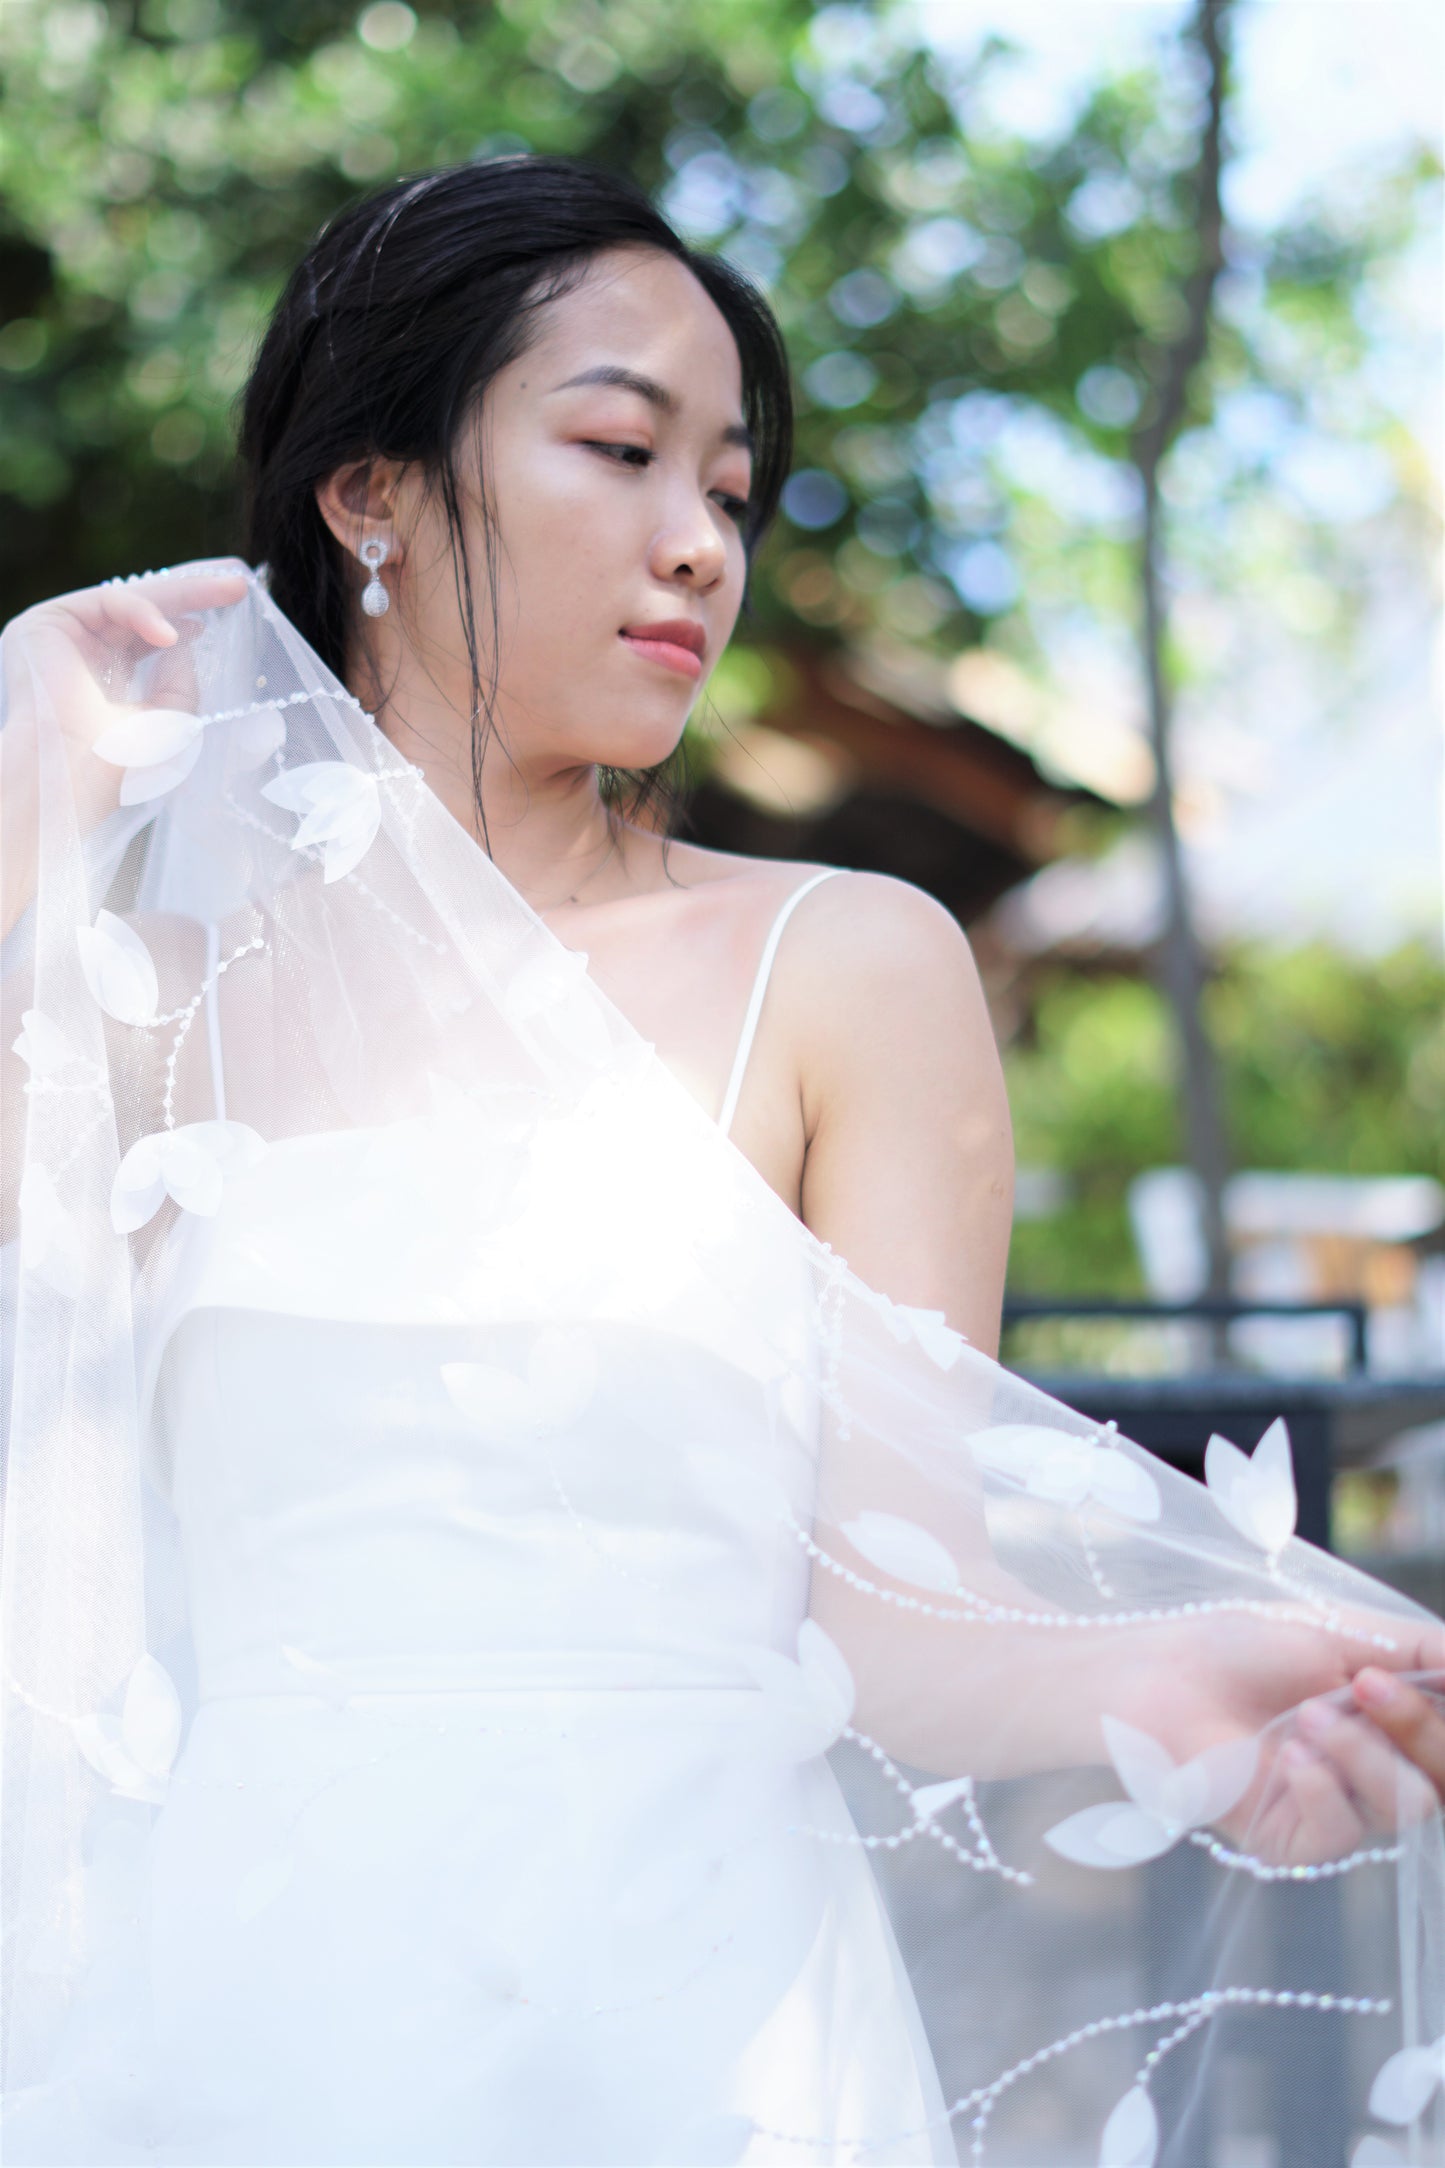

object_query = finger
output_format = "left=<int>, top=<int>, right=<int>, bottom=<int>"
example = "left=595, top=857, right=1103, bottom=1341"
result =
left=1353, top=1670, right=1445, bottom=1802
left=1294, top=1699, right=1436, bottom=1832
left=1275, top=1738, right=1366, bottom=1863
left=96, top=590, right=179, bottom=647
left=101, top=571, right=251, bottom=627
left=139, top=570, right=251, bottom=616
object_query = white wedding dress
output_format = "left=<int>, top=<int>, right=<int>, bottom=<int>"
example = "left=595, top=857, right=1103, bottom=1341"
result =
left=8, top=870, right=958, bottom=2168
left=8, top=564, right=1444, bottom=2168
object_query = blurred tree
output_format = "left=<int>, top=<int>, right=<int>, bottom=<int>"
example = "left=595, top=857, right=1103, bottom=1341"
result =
left=2, top=0, right=1436, bottom=1299
left=1129, top=0, right=1233, bottom=1298
left=1004, top=940, right=1445, bottom=1296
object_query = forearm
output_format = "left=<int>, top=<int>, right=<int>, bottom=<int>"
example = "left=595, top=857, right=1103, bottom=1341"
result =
left=833, top=1600, right=1157, bottom=1781
left=1, top=719, right=42, bottom=945
left=2, top=713, right=122, bottom=944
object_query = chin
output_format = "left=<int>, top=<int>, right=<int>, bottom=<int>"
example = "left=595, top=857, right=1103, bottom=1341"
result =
left=584, top=724, right=689, bottom=772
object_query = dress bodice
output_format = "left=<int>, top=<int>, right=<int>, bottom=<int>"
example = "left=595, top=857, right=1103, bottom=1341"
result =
left=145, top=1063, right=824, bottom=1714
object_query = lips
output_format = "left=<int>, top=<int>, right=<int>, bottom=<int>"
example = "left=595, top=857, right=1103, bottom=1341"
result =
left=619, top=619, right=706, bottom=680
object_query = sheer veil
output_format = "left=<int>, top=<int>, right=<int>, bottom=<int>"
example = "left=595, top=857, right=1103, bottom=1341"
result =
left=3, top=558, right=1444, bottom=2166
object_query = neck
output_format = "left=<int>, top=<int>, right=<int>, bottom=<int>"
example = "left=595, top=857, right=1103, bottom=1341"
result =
left=365, top=670, right=632, bottom=917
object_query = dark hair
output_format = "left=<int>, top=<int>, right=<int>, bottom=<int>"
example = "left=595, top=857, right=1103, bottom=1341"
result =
left=236, top=153, right=793, bottom=849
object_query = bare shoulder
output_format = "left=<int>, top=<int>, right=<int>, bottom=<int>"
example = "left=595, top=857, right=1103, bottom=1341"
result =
left=774, top=867, right=995, bottom=1069
left=774, top=869, right=1016, bottom=1347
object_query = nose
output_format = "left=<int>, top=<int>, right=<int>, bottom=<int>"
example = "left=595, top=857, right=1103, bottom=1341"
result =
left=648, top=478, right=731, bottom=591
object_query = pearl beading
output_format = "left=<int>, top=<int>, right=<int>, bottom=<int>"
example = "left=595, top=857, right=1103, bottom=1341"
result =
left=1188, top=1827, right=1405, bottom=1880
left=815, top=1245, right=851, bottom=1441
left=157, top=933, right=267, bottom=1130
left=785, top=1509, right=1399, bottom=1649
left=751, top=1984, right=1393, bottom=2162
left=791, top=1724, right=1033, bottom=1886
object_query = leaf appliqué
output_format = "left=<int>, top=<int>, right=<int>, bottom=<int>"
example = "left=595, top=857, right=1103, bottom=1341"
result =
left=110, top=1119, right=268, bottom=1234
left=970, top=1423, right=1162, bottom=1523
left=1045, top=1715, right=1259, bottom=1871
left=76, top=909, right=159, bottom=1025
left=260, top=760, right=382, bottom=882
left=1099, top=2084, right=1158, bottom=2168
left=841, top=1509, right=961, bottom=1594
left=1203, top=1416, right=1297, bottom=1554
left=70, top=1653, right=183, bottom=1805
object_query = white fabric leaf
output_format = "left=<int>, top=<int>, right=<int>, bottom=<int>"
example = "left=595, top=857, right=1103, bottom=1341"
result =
left=75, top=910, right=159, bottom=1025
left=1352, top=2139, right=1407, bottom=2167
left=1099, top=2084, right=1158, bottom=2168
left=120, top=1652, right=184, bottom=1779
left=260, top=761, right=381, bottom=882
left=92, top=705, right=203, bottom=769
left=1101, top=1717, right=1180, bottom=1812
left=968, top=1422, right=1057, bottom=1482
left=441, top=1326, right=598, bottom=1443
left=1166, top=1732, right=1261, bottom=1829
left=1368, top=2041, right=1445, bottom=2125
left=109, top=1136, right=168, bottom=1236
left=18, top=1165, right=85, bottom=1298
left=969, top=1424, right=1161, bottom=1524
left=11, top=1007, right=83, bottom=1075
left=118, top=728, right=205, bottom=804
left=1044, top=1802, right=1180, bottom=1869
left=502, top=947, right=592, bottom=1024
left=69, top=1655, right=181, bottom=1805
left=841, top=1510, right=961, bottom=1593
left=1101, top=1715, right=1260, bottom=1833
left=501, top=947, right=614, bottom=1068
left=740, top=1622, right=857, bottom=1763
left=110, top=1121, right=268, bottom=1234
left=910, top=1776, right=974, bottom=1823
left=1204, top=1417, right=1297, bottom=1553
left=1087, top=1450, right=1162, bottom=1523
left=881, top=1303, right=967, bottom=1370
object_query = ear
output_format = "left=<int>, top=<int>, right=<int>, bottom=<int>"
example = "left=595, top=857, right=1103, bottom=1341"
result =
left=314, top=457, right=408, bottom=568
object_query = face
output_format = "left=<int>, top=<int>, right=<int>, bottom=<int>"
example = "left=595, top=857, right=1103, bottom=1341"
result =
left=370, top=246, right=755, bottom=778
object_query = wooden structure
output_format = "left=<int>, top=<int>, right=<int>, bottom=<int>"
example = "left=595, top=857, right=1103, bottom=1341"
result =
left=680, top=639, right=1109, bottom=926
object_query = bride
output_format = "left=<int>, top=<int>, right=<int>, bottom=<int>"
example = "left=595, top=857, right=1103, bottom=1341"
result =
left=3, top=152, right=1445, bottom=2168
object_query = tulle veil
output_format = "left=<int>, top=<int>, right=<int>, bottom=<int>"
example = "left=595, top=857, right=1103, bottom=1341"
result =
left=3, top=557, right=1445, bottom=2166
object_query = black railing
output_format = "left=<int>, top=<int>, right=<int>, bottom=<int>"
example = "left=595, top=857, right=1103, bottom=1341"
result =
left=1002, top=1294, right=1370, bottom=1373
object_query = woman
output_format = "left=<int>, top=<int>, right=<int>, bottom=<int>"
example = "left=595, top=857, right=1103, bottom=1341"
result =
left=3, top=153, right=1444, bottom=2167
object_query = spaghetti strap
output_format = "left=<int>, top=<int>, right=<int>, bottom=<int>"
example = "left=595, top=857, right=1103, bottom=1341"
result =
left=202, top=918, right=226, bottom=1123
left=716, top=867, right=846, bottom=1138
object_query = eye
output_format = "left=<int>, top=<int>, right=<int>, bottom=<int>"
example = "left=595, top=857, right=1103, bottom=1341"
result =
left=585, top=441, right=653, bottom=470
left=583, top=443, right=752, bottom=526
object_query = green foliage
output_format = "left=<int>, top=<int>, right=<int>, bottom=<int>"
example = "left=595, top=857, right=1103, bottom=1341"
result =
left=5, top=0, right=1429, bottom=662
left=1004, top=941, right=1445, bottom=1293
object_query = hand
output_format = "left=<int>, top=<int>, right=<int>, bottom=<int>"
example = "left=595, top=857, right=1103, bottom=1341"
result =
left=5, top=564, right=251, bottom=767
left=1350, top=1666, right=1445, bottom=1798
left=2, top=566, right=250, bottom=939
left=1128, top=1608, right=1445, bottom=1869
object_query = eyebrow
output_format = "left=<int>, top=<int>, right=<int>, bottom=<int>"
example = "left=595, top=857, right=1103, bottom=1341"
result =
left=547, top=364, right=753, bottom=453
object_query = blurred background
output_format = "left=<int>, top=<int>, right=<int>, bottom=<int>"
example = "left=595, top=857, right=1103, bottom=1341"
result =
left=2, top=0, right=1441, bottom=1576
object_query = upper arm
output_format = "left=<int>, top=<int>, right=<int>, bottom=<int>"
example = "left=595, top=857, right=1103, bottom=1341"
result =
left=789, top=871, right=1015, bottom=1359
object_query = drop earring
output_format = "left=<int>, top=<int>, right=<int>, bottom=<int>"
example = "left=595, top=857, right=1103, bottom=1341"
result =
left=358, top=537, right=390, bottom=618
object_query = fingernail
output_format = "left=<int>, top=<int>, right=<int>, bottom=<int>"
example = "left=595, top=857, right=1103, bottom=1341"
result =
left=1354, top=1669, right=1399, bottom=1710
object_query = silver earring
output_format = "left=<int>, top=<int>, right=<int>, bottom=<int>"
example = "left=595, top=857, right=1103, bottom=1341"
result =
left=359, top=537, right=390, bottom=617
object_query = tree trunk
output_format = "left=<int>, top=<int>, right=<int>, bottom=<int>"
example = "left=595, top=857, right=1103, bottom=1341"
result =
left=1132, top=0, right=1234, bottom=1299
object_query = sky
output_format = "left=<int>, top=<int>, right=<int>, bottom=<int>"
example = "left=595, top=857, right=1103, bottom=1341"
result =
left=907, top=0, right=1444, bottom=955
